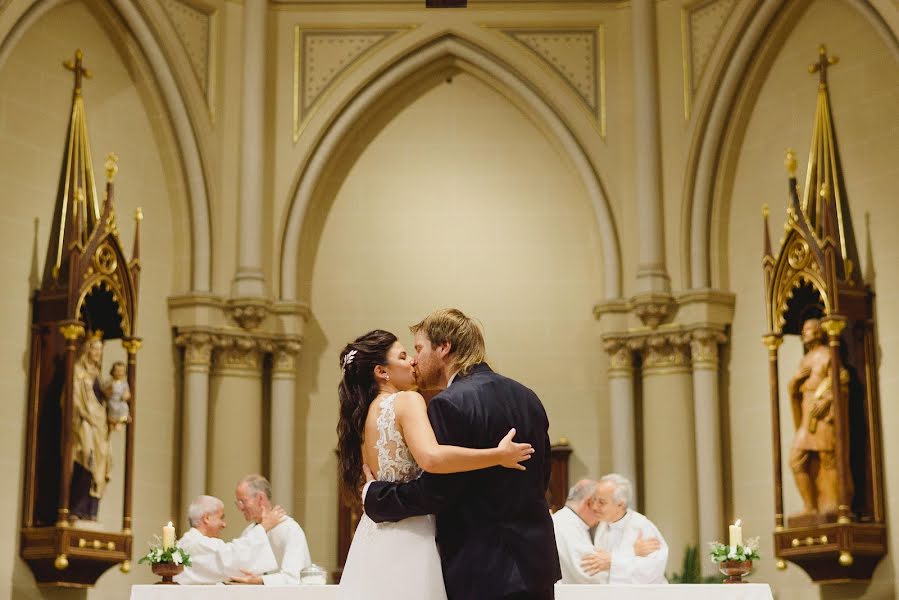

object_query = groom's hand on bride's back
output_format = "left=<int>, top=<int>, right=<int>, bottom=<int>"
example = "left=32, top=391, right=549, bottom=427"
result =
left=497, top=428, right=535, bottom=471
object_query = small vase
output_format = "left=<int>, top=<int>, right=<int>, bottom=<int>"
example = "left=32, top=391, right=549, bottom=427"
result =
left=719, top=559, right=752, bottom=583
left=151, top=562, right=184, bottom=584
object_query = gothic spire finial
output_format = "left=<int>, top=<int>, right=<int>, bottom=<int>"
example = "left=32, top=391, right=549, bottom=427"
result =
left=808, top=44, right=838, bottom=88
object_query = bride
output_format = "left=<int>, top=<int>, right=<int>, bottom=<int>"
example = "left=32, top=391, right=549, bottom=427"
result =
left=337, top=329, right=533, bottom=599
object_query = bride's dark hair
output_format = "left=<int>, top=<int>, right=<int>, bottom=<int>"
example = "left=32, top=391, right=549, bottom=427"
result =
left=337, top=329, right=398, bottom=500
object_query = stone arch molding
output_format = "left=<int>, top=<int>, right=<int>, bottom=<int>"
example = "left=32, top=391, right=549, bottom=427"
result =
left=279, top=34, right=622, bottom=302
left=684, top=0, right=899, bottom=291
left=0, top=0, right=212, bottom=292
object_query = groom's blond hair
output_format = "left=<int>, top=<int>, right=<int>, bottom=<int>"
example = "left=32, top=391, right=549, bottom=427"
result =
left=410, top=308, right=486, bottom=377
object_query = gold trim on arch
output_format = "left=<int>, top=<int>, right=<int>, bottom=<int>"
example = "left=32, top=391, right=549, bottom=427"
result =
left=75, top=275, right=132, bottom=338
left=292, top=24, right=417, bottom=143
left=483, top=23, right=607, bottom=139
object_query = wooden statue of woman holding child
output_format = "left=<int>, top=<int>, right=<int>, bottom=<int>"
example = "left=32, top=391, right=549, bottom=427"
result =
left=68, top=334, right=131, bottom=525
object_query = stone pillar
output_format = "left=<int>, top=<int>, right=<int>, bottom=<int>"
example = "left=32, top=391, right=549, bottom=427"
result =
left=690, top=328, right=726, bottom=576
left=270, top=340, right=301, bottom=513
left=631, top=0, right=669, bottom=295
left=232, top=0, right=267, bottom=298
left=641, top=333, right=697, bottom=571
left=603, top=337, right=638, bottom=504
left=209, top=335, right=263, bottom=518
left=175, top=331, right=213, bottom=531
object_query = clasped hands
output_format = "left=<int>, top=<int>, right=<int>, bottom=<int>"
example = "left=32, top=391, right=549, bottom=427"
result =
left=228, top=505, right=287, bottom=584
left=580, top=530, right=661, bottom=576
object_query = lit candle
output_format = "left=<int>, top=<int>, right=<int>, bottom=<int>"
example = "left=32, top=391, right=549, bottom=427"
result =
left=162, top=521, right=176, bottom=549
left=729, top=519, right=743, bottom=548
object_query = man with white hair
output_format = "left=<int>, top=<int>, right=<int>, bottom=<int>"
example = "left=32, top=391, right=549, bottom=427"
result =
left=581, top=473, right=668, bottom=584
left=552, top=479, right=662, bottom=584
left=173, top=494, right=281, bottom=585
left=230, top=474, right=312, bottom=585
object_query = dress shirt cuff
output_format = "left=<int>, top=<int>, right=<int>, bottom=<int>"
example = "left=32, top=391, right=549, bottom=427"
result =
left=362, top=481, right=373, bottom=503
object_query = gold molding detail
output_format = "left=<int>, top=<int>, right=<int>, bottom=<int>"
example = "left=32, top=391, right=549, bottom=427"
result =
left=293, top=26, right=412, bottom=142
left=602, top=337, right=633, bottom=372
left=493, top=25, right=606, bottom=138
left=273, top=339, right=303, bottom=374
left=680, top=0, right=737, bottom=119
left=175, top=331, right=214, bottom=367
left=159, top=0, right=218, bottom=119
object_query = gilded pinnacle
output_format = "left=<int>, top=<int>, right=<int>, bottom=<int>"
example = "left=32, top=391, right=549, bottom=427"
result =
left=135, top=207, right=143, bottom=222
left=105, top=152, right=119, bottom=181
left=784, top=149, right=797, bottom=177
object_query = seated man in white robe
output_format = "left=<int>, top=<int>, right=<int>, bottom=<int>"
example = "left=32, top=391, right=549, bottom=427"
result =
left=174, top=494, right=282, bottom=584
left=553, top=479, right=661, bottom=584
left=229, top=474, right=312, bottom=585
left=582, top=473, right=668, bottom=584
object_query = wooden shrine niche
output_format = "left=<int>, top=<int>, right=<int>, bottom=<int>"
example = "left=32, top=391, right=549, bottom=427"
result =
left=760, top=46, right=886, bottom=583
left=20, top=50, right=143, bottom=587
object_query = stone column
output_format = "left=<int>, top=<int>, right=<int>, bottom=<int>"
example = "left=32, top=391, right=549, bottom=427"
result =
left=209, top=335, right=263, bottom=517
left=270, top=340, right=301, bottom=513
left=631, top=0, right=669, bottom=295
left=175, top=331, right=213, bottom=530
left=690, top=328, right=726, bottom=576
left=641, top=333, right=697, bottom=571
left=603, top=337, right=638, bottom=503
left=232, top=0, right=267, bottom=298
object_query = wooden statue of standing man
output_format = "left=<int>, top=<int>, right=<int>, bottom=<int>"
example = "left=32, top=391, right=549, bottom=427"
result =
left=788, top=318, right=849, bottom=521
left=69, top=335, right=112, bottom=525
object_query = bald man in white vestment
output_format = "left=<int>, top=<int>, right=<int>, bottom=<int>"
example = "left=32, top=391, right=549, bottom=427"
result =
left=173, top=495, right=280, bottom=585
left=553, top=479, right=662, bottom=584
left=231, top=474, right=312, bottom=585
left=583, top=474, right=668, bottom=584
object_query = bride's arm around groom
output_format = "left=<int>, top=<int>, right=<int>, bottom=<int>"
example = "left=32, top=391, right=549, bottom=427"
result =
left=364, top=308, right=561, bottom=600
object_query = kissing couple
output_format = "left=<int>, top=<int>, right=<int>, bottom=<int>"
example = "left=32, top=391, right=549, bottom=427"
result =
left=337, top=308, right=561, bottom=600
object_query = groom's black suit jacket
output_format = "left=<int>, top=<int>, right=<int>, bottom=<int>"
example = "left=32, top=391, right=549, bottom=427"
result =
left=364, top=363, right=561, bottom=600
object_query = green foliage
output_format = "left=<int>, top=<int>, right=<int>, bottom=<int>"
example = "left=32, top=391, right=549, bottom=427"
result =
left=668, top=544, right=724, bottom=584
left=138, top=536, right=192, bottom=566
left=709, top=537, right=760, bottom=563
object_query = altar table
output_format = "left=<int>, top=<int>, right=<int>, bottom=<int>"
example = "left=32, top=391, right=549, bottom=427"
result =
left=131, top=583, right=774, bottom=599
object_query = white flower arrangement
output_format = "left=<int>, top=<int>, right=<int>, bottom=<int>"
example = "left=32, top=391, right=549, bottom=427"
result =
left=708, top=536, right=760, bottom=563
left=138, top=535, right=192, bottom=566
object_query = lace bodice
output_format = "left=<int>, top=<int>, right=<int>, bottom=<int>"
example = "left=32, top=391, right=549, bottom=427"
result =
left=374, top=393, right=421, bottom=483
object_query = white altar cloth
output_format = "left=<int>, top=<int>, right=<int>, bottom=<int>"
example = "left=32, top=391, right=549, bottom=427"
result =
left=130, top=583, right=774, bottom=600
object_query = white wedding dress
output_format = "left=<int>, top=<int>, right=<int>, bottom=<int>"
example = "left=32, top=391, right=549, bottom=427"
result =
left=339, top=393, right=448, bottom=600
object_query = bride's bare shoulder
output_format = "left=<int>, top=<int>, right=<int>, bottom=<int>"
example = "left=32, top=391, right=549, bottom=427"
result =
left=393, top=390, right=425, bottom=412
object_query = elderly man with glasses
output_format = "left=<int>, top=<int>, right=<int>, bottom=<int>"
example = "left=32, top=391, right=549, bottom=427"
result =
left=552, top=477, right=666, bottom=584
left=230, top=474, right=312, bottom=585
left=174, top=494, right=282, bottom=584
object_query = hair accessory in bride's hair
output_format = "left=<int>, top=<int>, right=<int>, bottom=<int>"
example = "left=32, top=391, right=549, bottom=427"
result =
left=341, top=349, right=357, bottom=373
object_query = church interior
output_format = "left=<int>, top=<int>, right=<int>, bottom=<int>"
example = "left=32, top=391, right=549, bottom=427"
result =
left=0, top=0, right=897, bottom=598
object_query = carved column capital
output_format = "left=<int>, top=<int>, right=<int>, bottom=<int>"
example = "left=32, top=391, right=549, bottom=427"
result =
left=175, top=331, right=214, bottom=369
left=632, top=292, right=677, bottom=329
left=602, top=337, right=634, bottom=373
left=213, top=334, right=261, bottom=372
left=689, top=328, right=727, bottom=368
left=272, top=338, right=303, bottom=374
left=226, top=297, right=270, bottom=331
left=643, top=332, right=691, bottom=371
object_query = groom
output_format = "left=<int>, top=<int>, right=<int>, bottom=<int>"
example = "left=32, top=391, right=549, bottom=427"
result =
left=363, top=308, right=561, bottom=600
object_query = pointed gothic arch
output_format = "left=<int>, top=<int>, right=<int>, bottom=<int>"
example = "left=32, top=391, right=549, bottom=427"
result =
left=278, top=34, right=622, bottom=302
left=683, top=0, right=899, bottom=291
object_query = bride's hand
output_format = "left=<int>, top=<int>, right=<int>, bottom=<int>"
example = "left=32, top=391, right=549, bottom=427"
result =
left=497, top=428, right=534, bottom=470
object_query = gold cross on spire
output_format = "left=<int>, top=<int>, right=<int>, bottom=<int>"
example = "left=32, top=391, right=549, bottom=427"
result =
left=808, top=44, right=838, bottom=87
left=63, top=49, right=92, bottom=94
